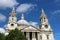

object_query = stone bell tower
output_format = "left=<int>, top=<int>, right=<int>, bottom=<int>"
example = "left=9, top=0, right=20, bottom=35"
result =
left=39, top=9, right=54, bottom=40
left=6, top=7, right=17, bottom=32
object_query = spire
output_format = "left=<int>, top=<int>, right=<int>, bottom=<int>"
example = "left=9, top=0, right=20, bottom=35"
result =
left=21, top=12, right=24, bottom=20
left=10, top=7, right=16, bottom=16
left=12, top=7, right=15, bottom=11
left=40, top=9, right=48, bottom=24
left=42, top=9, right=45, bottom=14
left=40, top=9, right=47, bottom=18
left=11, top=7, right=16, bottom=13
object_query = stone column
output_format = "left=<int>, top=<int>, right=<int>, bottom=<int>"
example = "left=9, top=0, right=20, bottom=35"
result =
left=26, top=32, right=30, bottom=40
left=38, top=33, right=40, bottom=40
left=32, top=32, right=36, bottom=40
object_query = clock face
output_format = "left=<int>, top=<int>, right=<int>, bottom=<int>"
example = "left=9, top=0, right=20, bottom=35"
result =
left=11, top=24, right=14, bottom=26
left=45, top=25, right=48, bottom=28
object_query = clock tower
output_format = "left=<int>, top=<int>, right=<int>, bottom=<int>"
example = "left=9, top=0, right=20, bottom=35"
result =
left=39, top=9, right=54, bottom=40
left=6, top=7, right=17, bottom=32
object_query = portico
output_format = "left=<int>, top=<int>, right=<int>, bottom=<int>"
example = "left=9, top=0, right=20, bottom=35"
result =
left=23, top=32, right=40, bottom=40
left=21, top=25, right=40, bottom=40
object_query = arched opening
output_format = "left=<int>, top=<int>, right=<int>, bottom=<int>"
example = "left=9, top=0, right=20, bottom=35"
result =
left=47, top=35, right=49, bottom=39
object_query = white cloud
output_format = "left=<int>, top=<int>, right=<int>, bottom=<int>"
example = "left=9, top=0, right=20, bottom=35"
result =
left=29, top=21, right=38, bottom=27
left=16, top=4, right=36, bottom=13
left=0, top=28, right=5, bottom=33
left=52, top=10, right=60, bottom=15
left=0, top=13, right=6, bottom=22
left=0, top=0, right=19, bottom=8
left=4, top=24, right=7, bottom=28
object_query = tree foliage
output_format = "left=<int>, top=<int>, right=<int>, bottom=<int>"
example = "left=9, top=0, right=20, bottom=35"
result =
left=0, top=33, right=5, bottom=40
left=5, top=28, right=27, bottom=40
left=0, top=28, right=27, bottom=40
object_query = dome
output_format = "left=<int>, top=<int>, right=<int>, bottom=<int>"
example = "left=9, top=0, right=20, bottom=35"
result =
left=17, top=20, right=29, bottom=25
left=17, top=12, right=29, bottom=25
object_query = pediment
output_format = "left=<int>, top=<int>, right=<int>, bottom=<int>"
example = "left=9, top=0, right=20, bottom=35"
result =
left=21, top=25, right=40, bottom=32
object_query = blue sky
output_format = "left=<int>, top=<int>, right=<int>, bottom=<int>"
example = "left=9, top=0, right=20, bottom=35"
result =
left=0, top=0, right=60, bottom=40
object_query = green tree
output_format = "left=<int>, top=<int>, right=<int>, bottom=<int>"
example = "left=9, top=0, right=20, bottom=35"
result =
left=5, top=28, right=27, bottom=40
left=0, top=33, right=5, bottom=40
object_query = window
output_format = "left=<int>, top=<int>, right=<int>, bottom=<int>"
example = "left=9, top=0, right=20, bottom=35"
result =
left=40, top=18, right=42, bottom=21
left=12, top=18, right=14, bottom=20
left=47, top=35, right=49, bottom=39
left=12, top=16, right=14, bottom=17
left=44, top=18, right=46, bottom=22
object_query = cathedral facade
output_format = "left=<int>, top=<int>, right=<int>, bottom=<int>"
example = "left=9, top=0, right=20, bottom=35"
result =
left=5, top=8, right=54, bottom=40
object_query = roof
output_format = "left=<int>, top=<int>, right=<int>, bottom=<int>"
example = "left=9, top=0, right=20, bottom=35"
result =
left=17, top=12, right=29, bottom=25
left=17, top=20, right=29, bottom=25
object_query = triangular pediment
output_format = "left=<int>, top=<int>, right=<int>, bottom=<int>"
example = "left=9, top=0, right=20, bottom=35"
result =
left=21, top=25, right=40, bottom=32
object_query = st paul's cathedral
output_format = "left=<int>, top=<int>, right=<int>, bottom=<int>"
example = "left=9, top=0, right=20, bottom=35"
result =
left=5, top=8, right=54, bottom=40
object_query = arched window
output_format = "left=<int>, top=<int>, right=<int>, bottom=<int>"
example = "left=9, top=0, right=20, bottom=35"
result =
left=12, top=15, right=14, bottom=17
left=47, top=35, right=49, bottom=39
left=44, top=18, right=46, bottom=22
left=40, top=18, right=42, bottom=22
left=12, top=18, right=14, bottom=20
